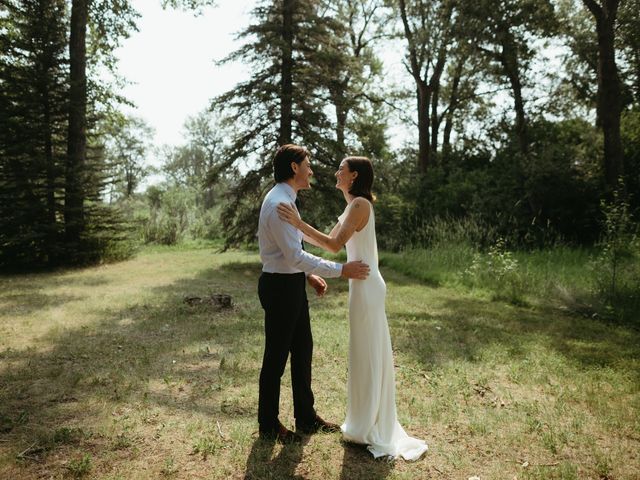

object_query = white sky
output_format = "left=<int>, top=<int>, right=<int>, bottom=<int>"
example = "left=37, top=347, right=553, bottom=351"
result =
left=113, top=0, right=253, bottom=152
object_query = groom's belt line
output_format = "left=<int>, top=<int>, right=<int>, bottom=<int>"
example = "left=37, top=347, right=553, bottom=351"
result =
left=262, top=271, right=306, bottom=277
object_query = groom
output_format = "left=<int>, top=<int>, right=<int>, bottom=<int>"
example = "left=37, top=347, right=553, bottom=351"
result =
left=257, top=144, right=369, bottom=444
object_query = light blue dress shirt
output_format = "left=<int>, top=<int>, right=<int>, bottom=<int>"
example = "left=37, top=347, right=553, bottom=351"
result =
left=258, top=182, right=343, bottom=277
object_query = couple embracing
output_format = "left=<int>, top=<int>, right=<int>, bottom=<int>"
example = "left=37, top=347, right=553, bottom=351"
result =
left=257, top=144, right=428, bottom=460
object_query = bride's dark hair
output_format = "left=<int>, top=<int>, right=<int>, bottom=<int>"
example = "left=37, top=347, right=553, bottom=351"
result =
left=345, top=156, right=376, bottom=203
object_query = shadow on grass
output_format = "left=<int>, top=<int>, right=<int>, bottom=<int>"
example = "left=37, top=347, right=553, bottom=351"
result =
left=0, top=260, right=266, bottom=456
left=243, top=437, right=307, bottom=479
left=0, top=292, right=85, bottom=317
left=2, top=251, right=638, bottom=477
left=339, top=441, right=392, bottom=480
left=390, top=292, right=640, bottom=375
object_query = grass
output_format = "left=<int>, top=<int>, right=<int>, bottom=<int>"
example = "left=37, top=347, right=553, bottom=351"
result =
left=381, top=243, right=640, bottom=318
left=0, top=246, right=638, bottom=479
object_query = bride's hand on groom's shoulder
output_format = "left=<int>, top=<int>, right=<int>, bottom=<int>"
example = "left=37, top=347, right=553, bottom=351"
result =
left=277, top=202, right=301, bottom=228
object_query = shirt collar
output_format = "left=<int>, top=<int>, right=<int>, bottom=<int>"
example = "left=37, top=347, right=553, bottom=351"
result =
left=277, top=182, right=297, bottom=202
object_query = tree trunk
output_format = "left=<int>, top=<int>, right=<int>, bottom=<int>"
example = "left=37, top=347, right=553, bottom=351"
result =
left=65, top=0, right=87, bottom=244
left=428, top=19, right=450, bottom=163
left=430, top=82, right=440, bottom=161
left=499, top=39, right=528, bottom=155
left=583, top=0, right=623, bottom=190
left=42, top=84, right=57, bottom=263
left=443, top=58, right=463, bottom=156
left=279, top=0, right=294, bottom=145
left=417, top=81, right=431, bottom=173
left=335, top=100, right=348, bottom=158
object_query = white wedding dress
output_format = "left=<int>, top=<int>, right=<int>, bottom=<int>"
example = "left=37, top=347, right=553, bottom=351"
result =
left=339, top=200, right=428, bottom=460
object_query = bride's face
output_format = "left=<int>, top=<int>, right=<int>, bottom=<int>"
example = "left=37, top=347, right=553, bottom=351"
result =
left=335, top=160, right=356, bottom=192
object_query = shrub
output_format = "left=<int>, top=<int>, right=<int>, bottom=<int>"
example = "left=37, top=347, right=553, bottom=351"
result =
left=592, top=186, right=640, bottom=322
left=464, top=238, right=528, bottom=305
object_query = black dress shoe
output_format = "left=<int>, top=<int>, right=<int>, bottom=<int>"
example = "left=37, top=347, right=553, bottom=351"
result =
left=296, top=415, right=341, bottom=434
left=259, top=422, right=302, bottom=444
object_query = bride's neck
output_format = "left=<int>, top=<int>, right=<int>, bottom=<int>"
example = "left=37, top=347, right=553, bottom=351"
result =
left=342, top=190, right=355, bottom=204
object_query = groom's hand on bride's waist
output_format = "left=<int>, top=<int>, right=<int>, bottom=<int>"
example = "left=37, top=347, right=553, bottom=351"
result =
left=341, top=260, right=370, bottom=280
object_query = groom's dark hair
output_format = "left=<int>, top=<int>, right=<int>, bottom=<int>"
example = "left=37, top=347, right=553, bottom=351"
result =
left=273, top=144, right=309, bottom=182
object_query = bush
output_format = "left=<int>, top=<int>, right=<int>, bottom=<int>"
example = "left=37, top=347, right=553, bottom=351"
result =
left=128, top=186, right=223, bottom=246
left=463, top=238, right=528, bottom=306
left=592, top=187, right=640, bottom=322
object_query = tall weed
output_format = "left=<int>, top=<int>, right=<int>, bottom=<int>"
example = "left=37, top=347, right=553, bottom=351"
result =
left=591, top=187, right=640, bottom=322
left=464, top=238, right=528, bottom=305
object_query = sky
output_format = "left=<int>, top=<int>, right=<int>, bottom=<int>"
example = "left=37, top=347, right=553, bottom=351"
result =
left=113, top=0, right=253, bottom=152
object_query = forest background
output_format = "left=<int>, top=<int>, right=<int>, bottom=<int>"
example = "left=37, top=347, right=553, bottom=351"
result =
left=1, top=0, right=639, bottom=321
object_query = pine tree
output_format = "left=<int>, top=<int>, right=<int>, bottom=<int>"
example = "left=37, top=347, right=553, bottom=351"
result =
left=0, top=0, right=68, bottom=269
left=213, top=0, right=344, bottom=247
left=0, top=0, right=139, bottom=269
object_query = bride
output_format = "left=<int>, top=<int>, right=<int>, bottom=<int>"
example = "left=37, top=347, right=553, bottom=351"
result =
left=277, top=156, right=428, bottom=460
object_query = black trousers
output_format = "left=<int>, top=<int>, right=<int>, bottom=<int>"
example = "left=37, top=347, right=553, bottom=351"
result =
left=257, top=272, right=316, bottom=432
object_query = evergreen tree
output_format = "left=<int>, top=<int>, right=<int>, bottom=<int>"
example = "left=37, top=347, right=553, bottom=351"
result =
left=0, top=0, right=68, bottom=269
left=213, top=0, right=348, bottom=247
left=0, top=0, right=139, bottom=269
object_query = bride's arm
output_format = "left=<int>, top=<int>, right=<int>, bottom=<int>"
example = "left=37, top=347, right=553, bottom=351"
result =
left=302, top=222, right=340, bottom=248
left=302, top=233, right=323, bottom=248
left=277, top=198, right=369, bottom=254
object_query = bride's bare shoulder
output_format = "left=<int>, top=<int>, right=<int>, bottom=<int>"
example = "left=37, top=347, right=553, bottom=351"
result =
left=347, top=197, right=371, bottom=230
left=350, top=197, right=372, bottom=211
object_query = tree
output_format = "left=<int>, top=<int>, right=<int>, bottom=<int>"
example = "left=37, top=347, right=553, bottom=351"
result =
left=163, top=110, right=233, bottom=212
left=555, top=0, right=599, bottom=116
left=580, top=0, right=624, bottom=190
left=0, top=0, right=69, bottom=268
left=1, top=0, right=139, bottom=268
left=102, top=113, right=153, bottom=200
left=396, top=0, right=454, bottom=172
left=457, top=0, right=557, bottom=155
left=617, top=0, right=640, bottom=106
left=324, top=0, right=389, bottom=158
left=65, top=0, right=88, bottom=246
left=440, top=40, right=485, bottom=157
left=161, top=0, right=217, bottom=14
left=212, top=0, right=346, bottom=247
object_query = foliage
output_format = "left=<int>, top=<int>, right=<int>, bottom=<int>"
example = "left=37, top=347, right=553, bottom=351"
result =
left=101, top=112, right=154, bottom=200
left=592, top=186, right=640, bottom=322
left=212, top=0, right=391, bottom=248
left=0, top=0, right=139, bottom=270
left=66, top=453, right=92, bottom=477
left=464, top=238, right=527, bottom=306
left=395, top=118, right=604, bottom=249
left=621, top=107, right=640, bottom=214
left=133, top=186, right=222, bottom=246
left=0, top=0, right=69, bottom=269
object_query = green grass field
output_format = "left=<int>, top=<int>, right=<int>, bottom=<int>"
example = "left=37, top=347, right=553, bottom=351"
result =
left=0, top=247, right=638, bottom=479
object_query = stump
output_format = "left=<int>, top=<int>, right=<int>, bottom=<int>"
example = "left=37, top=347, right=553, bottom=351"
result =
left=183, top=293, right=233, bottom=309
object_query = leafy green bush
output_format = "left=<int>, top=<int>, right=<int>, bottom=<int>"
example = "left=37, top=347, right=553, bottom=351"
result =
left=592, top=187, right=640, bottom=322
left=121, top=186, right=223, bottom=246
left=464, top=238, right=528, bottom=305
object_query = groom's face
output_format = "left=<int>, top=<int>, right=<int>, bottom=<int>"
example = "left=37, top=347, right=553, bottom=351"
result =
left=292, top=156, right=313, bottom=190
